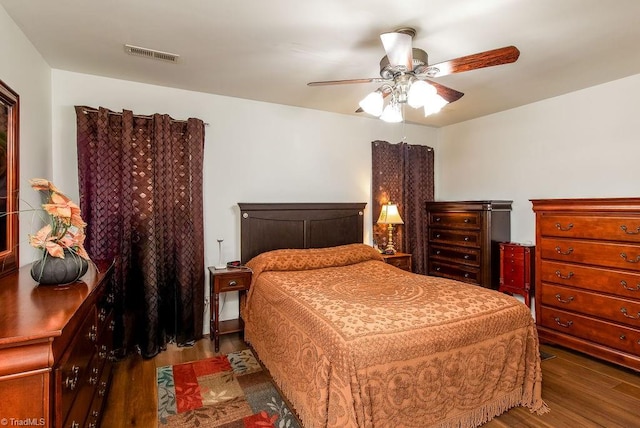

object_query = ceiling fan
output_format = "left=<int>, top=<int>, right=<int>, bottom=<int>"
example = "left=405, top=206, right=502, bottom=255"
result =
left=308, top=28, right=520, bottom=122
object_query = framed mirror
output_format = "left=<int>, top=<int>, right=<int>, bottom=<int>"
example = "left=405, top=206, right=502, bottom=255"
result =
left=0, top=80, right=19, bottom=277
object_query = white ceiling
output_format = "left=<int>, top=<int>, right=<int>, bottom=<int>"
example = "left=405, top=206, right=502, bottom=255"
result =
left=3, top=0, right=640, bottom=127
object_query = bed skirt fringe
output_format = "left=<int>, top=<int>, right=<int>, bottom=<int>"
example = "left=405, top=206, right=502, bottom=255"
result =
left=432, top=387, right=549, bottom=428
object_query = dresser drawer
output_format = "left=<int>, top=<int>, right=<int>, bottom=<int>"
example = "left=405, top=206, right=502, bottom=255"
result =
left=501, top=244, right=527, bottom=256
left=502, top=265, right=526, bottom=285
left=539, top=306, right=640, bottom=356
left=56, top=309, right=98, bottom=425
left=429, top=229, right=481, bottom=248
left=214, top=272, right=251, bottom=293
left=540, top=260, right=640, bottom=299
left=502, top=256, right=525, bottom=270
left=428, top=211, right=481, bottom=229
left=429, top=244, right=480, bottom=267
left=539, top=237, right=640, bottom=271
left=85, top=363, right=113, bottom=428
left=428, top=261, right=480, bottom=285
left=540, top=283, right=640, bottom=329
left=539, top=214, right=640, bottom=243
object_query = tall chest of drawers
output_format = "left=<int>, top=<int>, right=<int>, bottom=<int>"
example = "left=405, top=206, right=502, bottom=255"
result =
left=531, top=198, right=640, bottom=371
left=0, top=260, right=115, bottom=427
left=499, top=243, right=535, bottom=307
left=426, top=200, right=512, bottom=289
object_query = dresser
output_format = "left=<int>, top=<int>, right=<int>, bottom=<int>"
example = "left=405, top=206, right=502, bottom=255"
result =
left=531, top=198, right=640, bottom=371
left=499, top=243, right=535, bottom=307
left=0, top=260, right=115, bottom=428
left=426, top=200, right=511, bottom=289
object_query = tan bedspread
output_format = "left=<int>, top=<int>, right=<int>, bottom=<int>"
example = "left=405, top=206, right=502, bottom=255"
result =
left=244, top=244, right=547, bottom=428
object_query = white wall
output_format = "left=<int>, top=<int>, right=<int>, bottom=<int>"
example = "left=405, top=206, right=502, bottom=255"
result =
left=0, top=5, right=51, bottom=265
left=51, top=70, right=437, bottom=328
left=438, top=73, right=640, bottom=245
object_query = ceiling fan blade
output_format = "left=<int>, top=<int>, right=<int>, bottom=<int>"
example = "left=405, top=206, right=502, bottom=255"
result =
left=308, top=78, right=387, bottom=86
left=380, top=32, right=414, bottom=70
left=423, top=79, right=464, bottom=103
left=417, top=46, right=520, bottom=78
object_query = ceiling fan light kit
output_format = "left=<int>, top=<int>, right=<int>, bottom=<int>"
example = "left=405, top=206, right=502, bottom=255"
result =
left=308, top=27, right=520, bottom=123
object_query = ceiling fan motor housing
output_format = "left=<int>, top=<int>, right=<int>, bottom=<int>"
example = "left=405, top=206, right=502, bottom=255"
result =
left=379, top=48, right=429, bottom=79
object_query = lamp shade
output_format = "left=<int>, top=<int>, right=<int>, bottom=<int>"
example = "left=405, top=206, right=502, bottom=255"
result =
left=380, top=102, right=403, bottom=123
left=377, top=203, right=404, bottom=225
left=407, top=80, right=437, bottom=108
left=424, top=93, right=449, bottom=117
left=359, top=91, right=384, bottom=116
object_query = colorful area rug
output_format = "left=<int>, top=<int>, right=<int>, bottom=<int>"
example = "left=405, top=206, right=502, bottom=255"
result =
left=157, top=349, right=300, bottom=427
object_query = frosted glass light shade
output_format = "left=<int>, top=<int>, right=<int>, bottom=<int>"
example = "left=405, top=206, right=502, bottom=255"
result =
left=359, top=91, right=384, bottom=116
left=380, top=102, right=403, bottom=123
left=407, top=80, right=437, bottom=108
left=424, top=94, right=449, bottom=116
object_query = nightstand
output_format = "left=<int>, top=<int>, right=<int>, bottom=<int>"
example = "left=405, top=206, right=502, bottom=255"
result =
left=382, top=252, right=412, bottom=272
left=208, top=266, right=252, bottom=352
left=498, top=243, right=535, bottom=307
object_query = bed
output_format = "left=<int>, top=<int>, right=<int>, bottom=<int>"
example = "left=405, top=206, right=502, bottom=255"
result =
left=238, top=203, right=547, bottom=428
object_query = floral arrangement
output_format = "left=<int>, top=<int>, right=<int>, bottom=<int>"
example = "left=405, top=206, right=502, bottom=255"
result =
left=28, top=178, right=90, bottom=260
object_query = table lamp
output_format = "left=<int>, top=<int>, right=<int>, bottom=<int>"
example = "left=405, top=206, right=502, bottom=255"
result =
left=377, top=202, right=404, bottom=254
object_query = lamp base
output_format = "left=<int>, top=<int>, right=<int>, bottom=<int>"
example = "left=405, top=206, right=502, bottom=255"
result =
left=384, top=224, right=397, bottom=255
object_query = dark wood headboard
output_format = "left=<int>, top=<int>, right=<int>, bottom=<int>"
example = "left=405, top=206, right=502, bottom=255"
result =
left=238, top=203, right=366, bottom=263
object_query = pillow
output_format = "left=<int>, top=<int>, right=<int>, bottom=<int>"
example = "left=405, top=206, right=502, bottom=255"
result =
left=246, top=243, right=383, bottom=280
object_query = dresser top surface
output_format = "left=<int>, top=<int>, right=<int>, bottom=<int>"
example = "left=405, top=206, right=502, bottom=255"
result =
left=531, top=197, right=640, bottom=212
left=0, top=260, right=113, bottom=347
left=426, top=200, right=513, bottom=211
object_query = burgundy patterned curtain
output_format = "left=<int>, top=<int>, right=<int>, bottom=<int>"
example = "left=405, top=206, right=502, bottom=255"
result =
left=371, top=141, right=434, bottom=274
left=76, top=106, right=205, bottom=358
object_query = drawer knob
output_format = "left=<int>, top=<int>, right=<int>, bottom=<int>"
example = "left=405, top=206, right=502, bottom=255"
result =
left=555, top=246, right=574, bottom=256
left=64, top=366, right=80, bottom=391
left=435, top=233, right=441, bottom=238
left=555, top=293, right=575, bottom=304
left=435, top=217, right=441, bottom=222
left=620, top=307, right=640, bottom=319
left=555, top=222, right=574, bottom=231
left=435, top=266, right=441, bottom=271
left=620, top=253, right=640, bottom=264
left=464, top=273, right=470, bottom=278
left=464, top=218, right=470, bottom=223
left=88, top=324, right=98, bottom=342
left=620, top=334, right=626, bottom=340
left=553, top=317, right=573, bottom=328
left=228, top=280, right=237, bottom=287
left=463, top=255, right=470, bottom=260
left=620, top=280, right=640, bottom=291
left=463, top=236, right=470, bottom=241
left=436, top=250, right=441, bottom=255
left=555, top=270, right=574, bottom=280
left=620, top=225, right=640, bottom=235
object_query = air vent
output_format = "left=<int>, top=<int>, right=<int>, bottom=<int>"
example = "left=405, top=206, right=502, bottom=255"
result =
left=124, top=44, right=179, bottom=63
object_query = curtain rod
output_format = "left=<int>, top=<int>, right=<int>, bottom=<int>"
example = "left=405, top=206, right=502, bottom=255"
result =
left=81, top=108, right=209, bottom=126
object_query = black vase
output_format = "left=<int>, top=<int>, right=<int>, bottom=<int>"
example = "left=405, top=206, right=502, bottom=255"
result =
left=30, top=249, right=89, bottom=285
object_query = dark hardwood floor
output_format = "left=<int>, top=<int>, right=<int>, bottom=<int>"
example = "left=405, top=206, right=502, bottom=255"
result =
left=101, top=334, right=640, bottom=428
